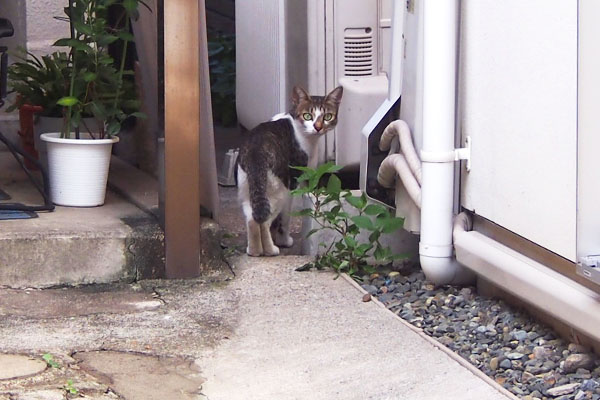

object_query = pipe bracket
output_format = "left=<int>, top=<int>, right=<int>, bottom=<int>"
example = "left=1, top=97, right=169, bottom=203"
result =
left=455, top=136, right=472, bottom=172
left=419, top=242, right=454, bottom=258
left=420, top=136, right=471, bottom=171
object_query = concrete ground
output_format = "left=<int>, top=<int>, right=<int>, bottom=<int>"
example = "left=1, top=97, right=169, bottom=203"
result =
left=0, top=254, right=513, bottom=400
left=0, top=126, right=513, bottom=399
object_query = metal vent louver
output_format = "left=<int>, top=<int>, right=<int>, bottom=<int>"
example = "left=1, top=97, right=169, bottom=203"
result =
left=344, top=28, right=374, bottom=77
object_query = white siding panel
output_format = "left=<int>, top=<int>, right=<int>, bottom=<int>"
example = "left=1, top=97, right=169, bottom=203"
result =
left=578, top=0, right=600, bottom=260
left=459, top=1, right=577, bottom=261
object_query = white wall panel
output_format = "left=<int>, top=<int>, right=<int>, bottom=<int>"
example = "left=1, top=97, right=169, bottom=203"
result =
left=236, top=0, right=284, bottom=129
left=578, top=0, right=600, bottom=261
left=459, top=0, right=577, bottom=261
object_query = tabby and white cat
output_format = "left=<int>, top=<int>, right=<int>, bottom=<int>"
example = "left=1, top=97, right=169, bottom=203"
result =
left=238, top=85, right=343, bottom=256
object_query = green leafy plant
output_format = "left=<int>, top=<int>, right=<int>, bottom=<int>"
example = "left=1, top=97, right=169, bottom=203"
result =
left=6, top=51, right=71, bottom=117
left=207, top=30, right=236, bottom=126
left=64, top=379, right=79, bottom=395
left=53, top=0, right=147, bottom=139
left=8, top=0, right=147, bottom=139
left=291, top=162, right=407, bottom=279
left=42, top=353, right=61, bottom=368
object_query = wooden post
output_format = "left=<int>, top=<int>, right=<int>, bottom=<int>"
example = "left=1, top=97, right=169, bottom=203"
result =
left=163, top=0, right=201, bottom=278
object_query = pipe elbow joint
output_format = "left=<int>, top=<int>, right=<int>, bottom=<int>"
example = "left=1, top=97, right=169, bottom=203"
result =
left=419, top=254, right=475, bottom=286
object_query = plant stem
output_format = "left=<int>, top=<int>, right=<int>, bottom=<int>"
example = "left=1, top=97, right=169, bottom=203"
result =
left=65, top=0, right=77, bottom=139
left=110, top=8, right=131, bottom=139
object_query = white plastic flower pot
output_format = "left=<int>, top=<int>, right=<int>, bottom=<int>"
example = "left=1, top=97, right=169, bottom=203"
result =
left=40, top=132, right=119, bottom=207
left=35, top=116, right=98, bottom=171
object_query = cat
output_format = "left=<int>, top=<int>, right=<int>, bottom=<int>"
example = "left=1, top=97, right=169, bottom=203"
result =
left=237, top=85, right=343, bottom=256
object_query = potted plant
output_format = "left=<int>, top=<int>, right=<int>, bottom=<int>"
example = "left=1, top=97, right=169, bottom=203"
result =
left=10, top=0, right=145, bottom=207
left=7, top=50, right=96, bottom=168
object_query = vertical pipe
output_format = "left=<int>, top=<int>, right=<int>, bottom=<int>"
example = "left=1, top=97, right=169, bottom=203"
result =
left=419, top=0, right=473, bottom=284
left=388, top=0, right=405, bottom=100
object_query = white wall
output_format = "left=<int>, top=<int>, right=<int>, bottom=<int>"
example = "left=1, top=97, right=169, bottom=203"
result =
left=1, top=1, right=27, bottom=125
left=2, top=1, right=27, bottom=60
left=458, top=0, right=577, bottom=261
left=25, top=0, right=70, bottom=56
left=1, top=0, right=68, bottom=124
left=577, top=0, right=600, bottom=261
left=235, top=0, right=285, bottom=130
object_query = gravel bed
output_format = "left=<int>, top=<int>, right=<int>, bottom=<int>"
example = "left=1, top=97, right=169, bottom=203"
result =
left=363, top=269, right=600, bottom=400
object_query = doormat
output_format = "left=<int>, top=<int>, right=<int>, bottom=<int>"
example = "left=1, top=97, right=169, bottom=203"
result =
left=0, top=188, right=10, bottom=201
left=0, top=205, right=38, bottom=220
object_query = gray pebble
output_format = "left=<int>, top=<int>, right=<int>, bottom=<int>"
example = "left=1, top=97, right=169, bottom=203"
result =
left=459, top=287, right=474, bottom=301
left=512, top=329, right=528, bottom=342
left=378, top=293, right=393, bottom=303
left=511, top=385, right=525, bottom=395
left=521, top=371, right=535, bottom=383
left=399, top=310, right=414, bottom=320
left=530, top=390, right=543, bottom=398
left=568, top=343, right=590, bottom=354
left=543, top=360, right=558, bottom=370
left=546, top=382, right=580, bottom=396
left=506, top=352, right=525, bottom=360
left=500, top=359, right=512, bottom=369
left=361, top=285, right=378, bottom=295
left=574, top=390, right=586, bottom=400
left=533, top=346, right=552, bottom=360
left=387, top=284, right=399, bottom=292
left=564, top=353, right=595, bottom=373
left=490, top=357, right=499, bottom=371
left=581, top=379, right=599, bottom=391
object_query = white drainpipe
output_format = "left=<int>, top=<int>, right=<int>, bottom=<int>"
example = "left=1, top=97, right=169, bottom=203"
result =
left=377, top=120, right=422, bottom=208
left=419, top=0, right=473, bottom=285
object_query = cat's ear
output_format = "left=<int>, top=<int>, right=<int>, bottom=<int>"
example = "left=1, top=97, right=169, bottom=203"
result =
left=292, top=86, right=310, bottom=105
left=325, top=86, right=344, bottom=105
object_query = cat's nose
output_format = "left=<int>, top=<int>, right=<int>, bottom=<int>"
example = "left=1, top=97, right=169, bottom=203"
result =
left=314, top=123, right=323, bottom=132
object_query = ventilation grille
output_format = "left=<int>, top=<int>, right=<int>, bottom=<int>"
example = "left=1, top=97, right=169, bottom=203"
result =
left=344, top=29, right=374, bottom=77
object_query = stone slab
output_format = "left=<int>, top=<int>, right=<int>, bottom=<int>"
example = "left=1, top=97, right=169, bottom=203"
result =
left=74, top=351, right=204, bottom=400
left=16, top=390, right=64, bottom=400
left=0, top=287, right=162, bottom=318
left=0, top=355, right=46, bottom=380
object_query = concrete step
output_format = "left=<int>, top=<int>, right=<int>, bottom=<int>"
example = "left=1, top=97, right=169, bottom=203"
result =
left=0, top=148, right=231, bottom=288
left=0, top=150, right=164, bottom=288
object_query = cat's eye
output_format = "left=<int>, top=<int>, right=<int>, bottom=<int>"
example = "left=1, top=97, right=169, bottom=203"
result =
left=324, top=113, right=334, bottom=121
left=302, top=113, right=313, bottom=121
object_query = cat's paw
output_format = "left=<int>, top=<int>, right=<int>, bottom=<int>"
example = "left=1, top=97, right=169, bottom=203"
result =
left=275, top=234, right=294, bottom=248
left=246, top=246, right=263, bottom=257
left=263, top=244, right=280, bottom=256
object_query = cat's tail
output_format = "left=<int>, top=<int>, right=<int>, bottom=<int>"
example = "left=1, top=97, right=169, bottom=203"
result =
left=248, top=167, right=271, bottom=223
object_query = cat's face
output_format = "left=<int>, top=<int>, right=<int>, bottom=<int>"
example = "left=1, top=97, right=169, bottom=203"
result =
left=291, top=86, right=343, bottom=136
